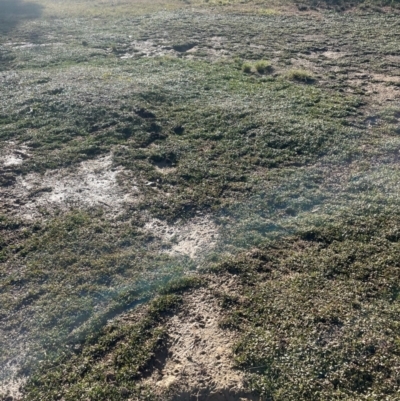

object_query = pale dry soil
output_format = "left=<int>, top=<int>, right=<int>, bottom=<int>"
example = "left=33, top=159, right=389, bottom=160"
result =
left=0, top=154, right=221, bottom=397
left=0, top=149, right=220, bottom=259
left=142, top=279, right=257, bottom=401
left=0, top=142, right=31, bottom=168
left=0, top=148, right=221, bottom=399
left=0, top=363, right=26, bottom=401
left=144, top=217, right=219, bottom=260
left=0, top=154, right=139, bottom=220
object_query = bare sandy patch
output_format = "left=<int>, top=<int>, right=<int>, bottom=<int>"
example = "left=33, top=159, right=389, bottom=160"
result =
left=366, top=82, right=399, bottom=104
left=144, top=216, right=219, bottom=259
left=1, top=155, right=139, bottom=219
left=5, top=42, right=64, bottom=50
left=119, top=38, right=230, bottom=61
left=371, top=73, right=400, bottom=84
left=119, top=39, right=177, bottom=59
left=2, top=155, right=23, bottom=167
left=155, top=166, right=177, bottom=175
left=322, top=50, right=347, bottom=59
left=0, top=377, right=25, bottom=401
left=386, top=55, right=400, bottom=64
left=0, top=359, right=26, bottom=400
left=0, top=143, right=31, bottom=167
left=185, top=45, right=230, bottom=60
left=354, top=78, right=400, bottom=105
left=142, top=283, right=256, bottom=401
left=289, top=57, right=318, bottom=73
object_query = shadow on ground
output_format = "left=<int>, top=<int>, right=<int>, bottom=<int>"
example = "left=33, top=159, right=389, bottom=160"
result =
left=0, top=0, right=43, bottom=35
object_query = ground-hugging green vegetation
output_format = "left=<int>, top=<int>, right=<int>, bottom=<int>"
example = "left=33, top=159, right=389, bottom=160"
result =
left=216, top=209, right=400, bottom=399
left=1, top=0, right=400, bottom=400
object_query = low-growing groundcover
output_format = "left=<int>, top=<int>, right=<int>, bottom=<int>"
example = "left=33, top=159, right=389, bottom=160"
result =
left=1, top=0, right=400, bottom=400
left=218, top=212, right=400, bottom=399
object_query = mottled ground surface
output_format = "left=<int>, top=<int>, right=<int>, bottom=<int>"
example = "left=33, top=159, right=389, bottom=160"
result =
left=1, top=0, right=400, bottom=400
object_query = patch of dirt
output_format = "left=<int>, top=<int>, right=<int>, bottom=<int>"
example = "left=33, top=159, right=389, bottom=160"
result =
left=322, top=50, right=347, bottom=59
left=386, top=55, right=400, bottom=64
left=4, top=42, right=62, bottom=50
left=144, top=216, right=219, bottom=259
left=0, top=360, right=26, bottom=400
left=185, top=45, right=230, bottom=60
left=118, top=38, right=230, bottom=61
left=142, top=282, right=257, bottom=401
left=288, top=54, right=400, bottom=108
left=0, top=155, right=139, bottom=219
left=290, top=58, right=316, bottom=71
left=2, top=155, right=24, bottom=167
left=371, top=73, right=400, bottom=84
left=0, top=143, right=31, bottom=167
left=353, top=77, right=400, bottom=105
left=119, top=39, right=177, bottom=59
left=0, top=143, right=31, bottom=186
left=155, top=166, right=177, bottom=175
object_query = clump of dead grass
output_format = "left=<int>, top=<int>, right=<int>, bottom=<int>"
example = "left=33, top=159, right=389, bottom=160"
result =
left=242, top=60, right=273, bottom=74
left=242, top=62, right=252, bottom=73
left=254, top=60, right=273, bottom=74
left=287, top=68, right=315, bottom=83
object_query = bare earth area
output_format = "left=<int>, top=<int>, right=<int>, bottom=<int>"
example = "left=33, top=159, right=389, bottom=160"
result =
left=0, top=363, right=25, bottom=401
left=144, top=217, right=219, bottom=259
left=142, top=278, right=256, bottom=401
left=0, top=155, right=139, bottom=220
